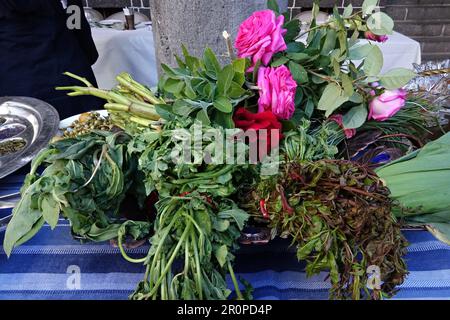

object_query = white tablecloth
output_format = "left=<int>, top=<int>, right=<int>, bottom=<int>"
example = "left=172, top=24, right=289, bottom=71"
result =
left=91, top=26, right=158, bottom=89
left=90, top=28, right=420, bottom=90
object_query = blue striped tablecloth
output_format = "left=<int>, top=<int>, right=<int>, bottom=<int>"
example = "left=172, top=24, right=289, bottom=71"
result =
left=1, top=174, right=450, bottom=300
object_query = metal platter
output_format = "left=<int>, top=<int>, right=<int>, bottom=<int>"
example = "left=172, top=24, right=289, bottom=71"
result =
left=0, top=97, right=60, bottom=179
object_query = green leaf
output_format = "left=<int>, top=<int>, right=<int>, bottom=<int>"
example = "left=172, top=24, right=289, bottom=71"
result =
left=367, top=12, right=394, bottom=35
left=363, top=45, right=383, bottom=77
left=342, top=104, right=368, bottom=129
left=213, top=111, right=235, bottom=129
left=228, top=82, right=247, bottom=99
left=305, top=99, right=315, bottom=118
left=267, top=0, right=280, bottom=14
left=232, top=58, right=247, bottom=74
left=217, top=65, right=235, bottom=95
left=379, top=68, right=416, bottom=89
left=283, top=19, right=301, bottom=43
left=362, top=0, right=378, bottom=15
left=218, top=208, right=249, bottom=230
left=41, top=196, right=60, bottom=229
left=164, top=78, right=185, bottom=94
left=321, top=29, right=337, bottom=55
left=348, top=44, right=372, bottom=60
left=155, top=104, right=176, bottom=120
left=204, top=47, right=222, bottom=75
left=215, top=245, right=228, bottom=267
left=213, top=96, right=233, bottom=113
left=286, top=52, right=310, bottom=62
left=318, top=83, right=349, bottom=117
left=341, top=73, right=354, bottom=97
left=271, top=56, right=289, bottom=67
left=289, top=61, right=308, bottom=84
left=350, top=92, right=364, bottom=103
left=196, top=108, right=211, bottom=125
left=343, top=4, right=353, bottom=18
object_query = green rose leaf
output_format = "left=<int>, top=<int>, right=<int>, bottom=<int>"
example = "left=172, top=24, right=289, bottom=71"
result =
left=213, top=96, right=233, bottom=113
left=367, top=12, right=394, bottom=35
left=289, top=61, right=308, bottom=84
left=284, top=19, right=301, bottom=43
left=341, top=73, right=354, bottom=97
left=342, top=104, right=368, bottom=129
left=204, top=47, right=221, bottom=75
left=363, top=45, right=383, bottom=77
left=267, top=0, right=280, bottom=14
left=318, top=83, right=349, bottom=117
left=271, top=56, right=289, bottom=67
left=379, top=68, right=416, bottom=89
left=362, top=0, right=378, bottom=15
left=349, top=44, right=372, bottom=60
left=343, top=4, right=353, bottom=18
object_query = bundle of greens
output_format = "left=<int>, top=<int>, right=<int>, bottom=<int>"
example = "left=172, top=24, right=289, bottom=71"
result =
left=119, top=118, right=252, bottom=300
left=377, top=133, right=450, bottom=245
left=56, top=72, right=163, bottom=131
left=127, top=194, right=248, bottom=300
left=243, top=160, right=408, bottom=299
left=3, top=131, right=150, bottom=256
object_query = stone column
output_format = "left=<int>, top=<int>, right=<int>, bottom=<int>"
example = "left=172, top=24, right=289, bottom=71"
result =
left=149, top=0, right=288, bottom=74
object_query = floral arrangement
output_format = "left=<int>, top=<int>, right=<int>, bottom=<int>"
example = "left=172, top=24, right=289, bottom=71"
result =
left=4, top=0, right=447, bottom=301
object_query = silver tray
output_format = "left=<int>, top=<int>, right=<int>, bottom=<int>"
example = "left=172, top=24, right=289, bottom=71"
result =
left=0, top=97, right=60, bottom=179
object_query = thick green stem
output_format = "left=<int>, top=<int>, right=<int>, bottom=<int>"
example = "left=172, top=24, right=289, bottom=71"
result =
left=116, top=74, right=163, bottom=105
left=147, top=222, right=192, bottom=298
left=228, top=260, right=243, bottom=300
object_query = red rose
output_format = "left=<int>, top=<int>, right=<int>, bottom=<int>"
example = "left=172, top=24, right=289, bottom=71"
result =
left=233, top=107, right=283, bottom=160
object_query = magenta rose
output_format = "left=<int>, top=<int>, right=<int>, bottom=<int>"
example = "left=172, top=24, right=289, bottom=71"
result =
left=365, top=31, right=388, bottom=43
left=235, top=9, right=287, bottom=72
left=257, top=65, right=297, bottom=120
left=369, top=89, right=407, bottom=121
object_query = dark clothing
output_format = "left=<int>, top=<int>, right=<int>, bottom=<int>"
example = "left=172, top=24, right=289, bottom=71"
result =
left=0, top=0, right=103, bottom=119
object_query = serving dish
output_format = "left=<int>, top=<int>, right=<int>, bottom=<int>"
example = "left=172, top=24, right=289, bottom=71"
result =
left=0, top=97, right=59, bottom=179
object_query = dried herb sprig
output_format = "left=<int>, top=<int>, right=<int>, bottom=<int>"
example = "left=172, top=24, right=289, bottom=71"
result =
left=245, top=159, right=408, bottom=300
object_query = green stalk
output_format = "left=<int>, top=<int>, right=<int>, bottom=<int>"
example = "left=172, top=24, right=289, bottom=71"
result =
left=117, top=231, right=147, bottom=264
left=228, top=260, right=243, bottom=300
left=116, top=74, right=163, bottom=105
left=148, top=217, right=178, bottom=288
left=63, top=72, right=94, bottom=87
left=160, top=253, right=167, bottom=300
left=147, top=222, right=192, bottom=298
left=191, top=228, right=203, bottom=300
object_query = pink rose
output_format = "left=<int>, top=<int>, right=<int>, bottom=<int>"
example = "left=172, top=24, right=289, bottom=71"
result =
left=257, top=65, right=297, bottom=120
left=329, top=114, right=356, bottom=139
left=369, top=89, right=407, bottom=121
left=235, top=10, right=287, bottom=72
left=365, top=31, right=388, bottom=43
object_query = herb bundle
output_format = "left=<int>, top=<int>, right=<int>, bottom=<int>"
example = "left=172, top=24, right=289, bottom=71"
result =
left=244, top=160, right=408, bottom=299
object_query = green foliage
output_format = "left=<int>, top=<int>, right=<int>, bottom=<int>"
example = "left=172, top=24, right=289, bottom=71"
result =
left=158, top=46, right=251, bottom=128
left=3, top=132, right=150, bottom=256
left=270, top=1, right=415, bottom=129
left=127, top=118, right=252, bottom=300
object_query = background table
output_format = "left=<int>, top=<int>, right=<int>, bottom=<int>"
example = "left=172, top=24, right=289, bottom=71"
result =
left=90, top=28, right=420, bottom=90
left=1, top=173, right=450, bottom=300
left=91, top=26, right=159, bottom=89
